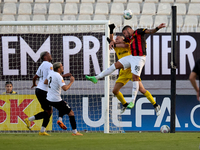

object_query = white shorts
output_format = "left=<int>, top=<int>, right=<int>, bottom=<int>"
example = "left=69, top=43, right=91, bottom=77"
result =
left=118, top=55, right=146, bottom=76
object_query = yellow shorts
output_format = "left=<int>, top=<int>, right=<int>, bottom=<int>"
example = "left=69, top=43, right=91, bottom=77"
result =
left=116, top=68, right=141, bottom=85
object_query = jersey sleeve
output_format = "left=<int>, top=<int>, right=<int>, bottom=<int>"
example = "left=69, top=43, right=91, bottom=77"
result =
left=137, top=28, right=147, bottom=35
left=59, top=75, right=66, bottom=87
left=47, top=64, right=53, bottom=75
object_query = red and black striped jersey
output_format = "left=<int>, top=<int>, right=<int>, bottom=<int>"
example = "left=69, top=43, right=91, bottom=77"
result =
left=125, top=28, right=147, bottom=56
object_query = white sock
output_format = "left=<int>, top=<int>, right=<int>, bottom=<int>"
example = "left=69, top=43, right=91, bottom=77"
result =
left=72, top=129, right=77, bottom=134
left=59, top=117, right=62, bottom=122
left=29, top=116, right=35, bottom=122
left=95, top=64, right=116, bottom=80
left=40, top=126, right=45, bottom=132
left=132, top=81, right=139, bottom=104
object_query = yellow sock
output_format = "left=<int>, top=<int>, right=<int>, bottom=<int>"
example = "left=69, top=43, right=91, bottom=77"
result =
left=144, top=90, right=156, bottom=105
left=115, top=91, right=127, bottom=105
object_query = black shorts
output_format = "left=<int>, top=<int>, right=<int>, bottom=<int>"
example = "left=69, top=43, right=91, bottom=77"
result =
left=35, top=88, right=52, bottom=111
left=48, top=100, right=71, bottom=115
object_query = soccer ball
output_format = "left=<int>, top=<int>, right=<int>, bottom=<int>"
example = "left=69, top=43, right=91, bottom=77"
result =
left=160, top=125, right=170, bottom=133
left=123, top=10, right=133, bottom=20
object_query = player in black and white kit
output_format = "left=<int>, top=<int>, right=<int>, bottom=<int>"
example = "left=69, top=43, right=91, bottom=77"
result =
left=24, top=51, right=53, bottom=136
left=44, top=62, right=83, bottom=136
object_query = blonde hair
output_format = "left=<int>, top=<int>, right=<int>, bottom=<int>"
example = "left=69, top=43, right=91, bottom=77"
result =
left=53, top=62, right=61, bottom=71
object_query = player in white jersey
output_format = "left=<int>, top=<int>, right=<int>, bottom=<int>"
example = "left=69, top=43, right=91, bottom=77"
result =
left=44, top=62, right=83, bottom=136
left=24, top=51, right=53, bottom=136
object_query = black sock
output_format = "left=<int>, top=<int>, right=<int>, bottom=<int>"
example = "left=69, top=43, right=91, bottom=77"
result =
left=69, top=116, right=76, bottom=130
left=123, top=103, right=129, bottom=107
left=42, top=111, right=51, bottom=128
left=109, top=24, right=115, bottom=34
left=34, top=111, right=45, bottom=120
left=153, top=103, right=158, bottom=108
left=59, top=111, right=65, bottom=119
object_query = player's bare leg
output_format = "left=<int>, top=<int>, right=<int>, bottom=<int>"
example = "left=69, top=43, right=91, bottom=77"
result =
left=85, top=61, right=124, bottom=84
left=113, top=82, right=129, bottom=114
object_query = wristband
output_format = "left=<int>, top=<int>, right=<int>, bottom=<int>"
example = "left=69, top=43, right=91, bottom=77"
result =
left=107, top=37, right=111, bottom=44
left=156, top=27, right=159, bottom=31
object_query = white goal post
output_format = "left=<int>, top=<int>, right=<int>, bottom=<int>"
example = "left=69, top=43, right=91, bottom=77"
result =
left=0, top=21, right=123, bottom=134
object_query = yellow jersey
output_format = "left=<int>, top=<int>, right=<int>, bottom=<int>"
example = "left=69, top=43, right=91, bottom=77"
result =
left=114, top=43, right=141, bottom=85
left=114, top=43, right=131, bottom=60
left=2, top=91, right=17, bottom=94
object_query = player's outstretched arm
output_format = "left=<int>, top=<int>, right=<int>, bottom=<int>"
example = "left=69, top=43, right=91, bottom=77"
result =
left=62, top=73, right=72, bottom=78
left=115, top=43, right=129, bottom=48
left=62, top=76, right=75, bottom=91
left=31, top=74, right=39, bottom=88
left=109, top=41, right=115, bottom=49
left=145, top=23, right=166, bottom=34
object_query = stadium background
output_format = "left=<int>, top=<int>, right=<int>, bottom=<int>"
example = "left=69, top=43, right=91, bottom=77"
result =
left=0, top=0, right=200, bottom=132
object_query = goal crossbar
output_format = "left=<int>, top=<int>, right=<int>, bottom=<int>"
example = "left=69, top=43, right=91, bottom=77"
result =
left=0, top=21, right=110, bottom=26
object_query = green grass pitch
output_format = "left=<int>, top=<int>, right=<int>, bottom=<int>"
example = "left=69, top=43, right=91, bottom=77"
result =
left=1, top=132, right=200, bottom=150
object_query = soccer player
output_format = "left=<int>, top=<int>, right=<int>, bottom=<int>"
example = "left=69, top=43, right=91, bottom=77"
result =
left=189, top=58, right=200, bottom=101
left=2, top=81, right=17, bottom=94
left=24, top=51, right=53, bottom=135
left=44, top=62, right=83, bottom=136
left=106, top=24, right=160, bottom=115
left=86, top=23, right=165, bottom=113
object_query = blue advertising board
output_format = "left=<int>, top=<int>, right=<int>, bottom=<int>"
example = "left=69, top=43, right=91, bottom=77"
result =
left=52, top=95, right=200, bottom=131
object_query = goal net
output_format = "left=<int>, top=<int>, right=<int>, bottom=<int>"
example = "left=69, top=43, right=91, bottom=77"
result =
left=0, top=21, right=124, bottom=133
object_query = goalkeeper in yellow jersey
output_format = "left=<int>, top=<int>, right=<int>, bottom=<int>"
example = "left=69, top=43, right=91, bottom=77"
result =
left=86, top=24, right=161, bottom=115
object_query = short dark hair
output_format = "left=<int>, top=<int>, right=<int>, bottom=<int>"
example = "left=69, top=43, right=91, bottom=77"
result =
left=5, top=81, right=13, bottom=86
left=122, top=25, right=132, bottom=32
left=40, top=51, right=48, bottom=60
left=53, top=62, right=61, bottom=72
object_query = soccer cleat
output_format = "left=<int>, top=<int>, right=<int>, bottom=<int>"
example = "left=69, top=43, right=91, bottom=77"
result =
left=127, top=102, right=135, bottom=109
left=85, top=75, right=98, bottom=84
left=39, top=132, right=50, bottom=136
left=72, top=132, right=83, bottom=136
left=24, top=118, right=31, bottom=131
left=120, top=106, right=128, bottom=114
left=57, top=120, right=67, bottom=130
left=155, top=105, right=161, bottom=116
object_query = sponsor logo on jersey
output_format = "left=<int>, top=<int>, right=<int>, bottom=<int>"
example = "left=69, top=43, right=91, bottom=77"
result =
left=118, top=51, right=128, bottom=55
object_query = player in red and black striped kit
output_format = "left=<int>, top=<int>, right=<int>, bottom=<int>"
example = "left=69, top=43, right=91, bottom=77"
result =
left=121, top=24, right=166, bottom=108
left=86, top=23, right=166, bottom=110
left=123, top=28, right=147, bottom=56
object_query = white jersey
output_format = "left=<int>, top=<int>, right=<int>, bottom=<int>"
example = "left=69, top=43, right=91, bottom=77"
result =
left=46, top=71, right=65, bottom=102
left=36, top=61, right=53, bottom=91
